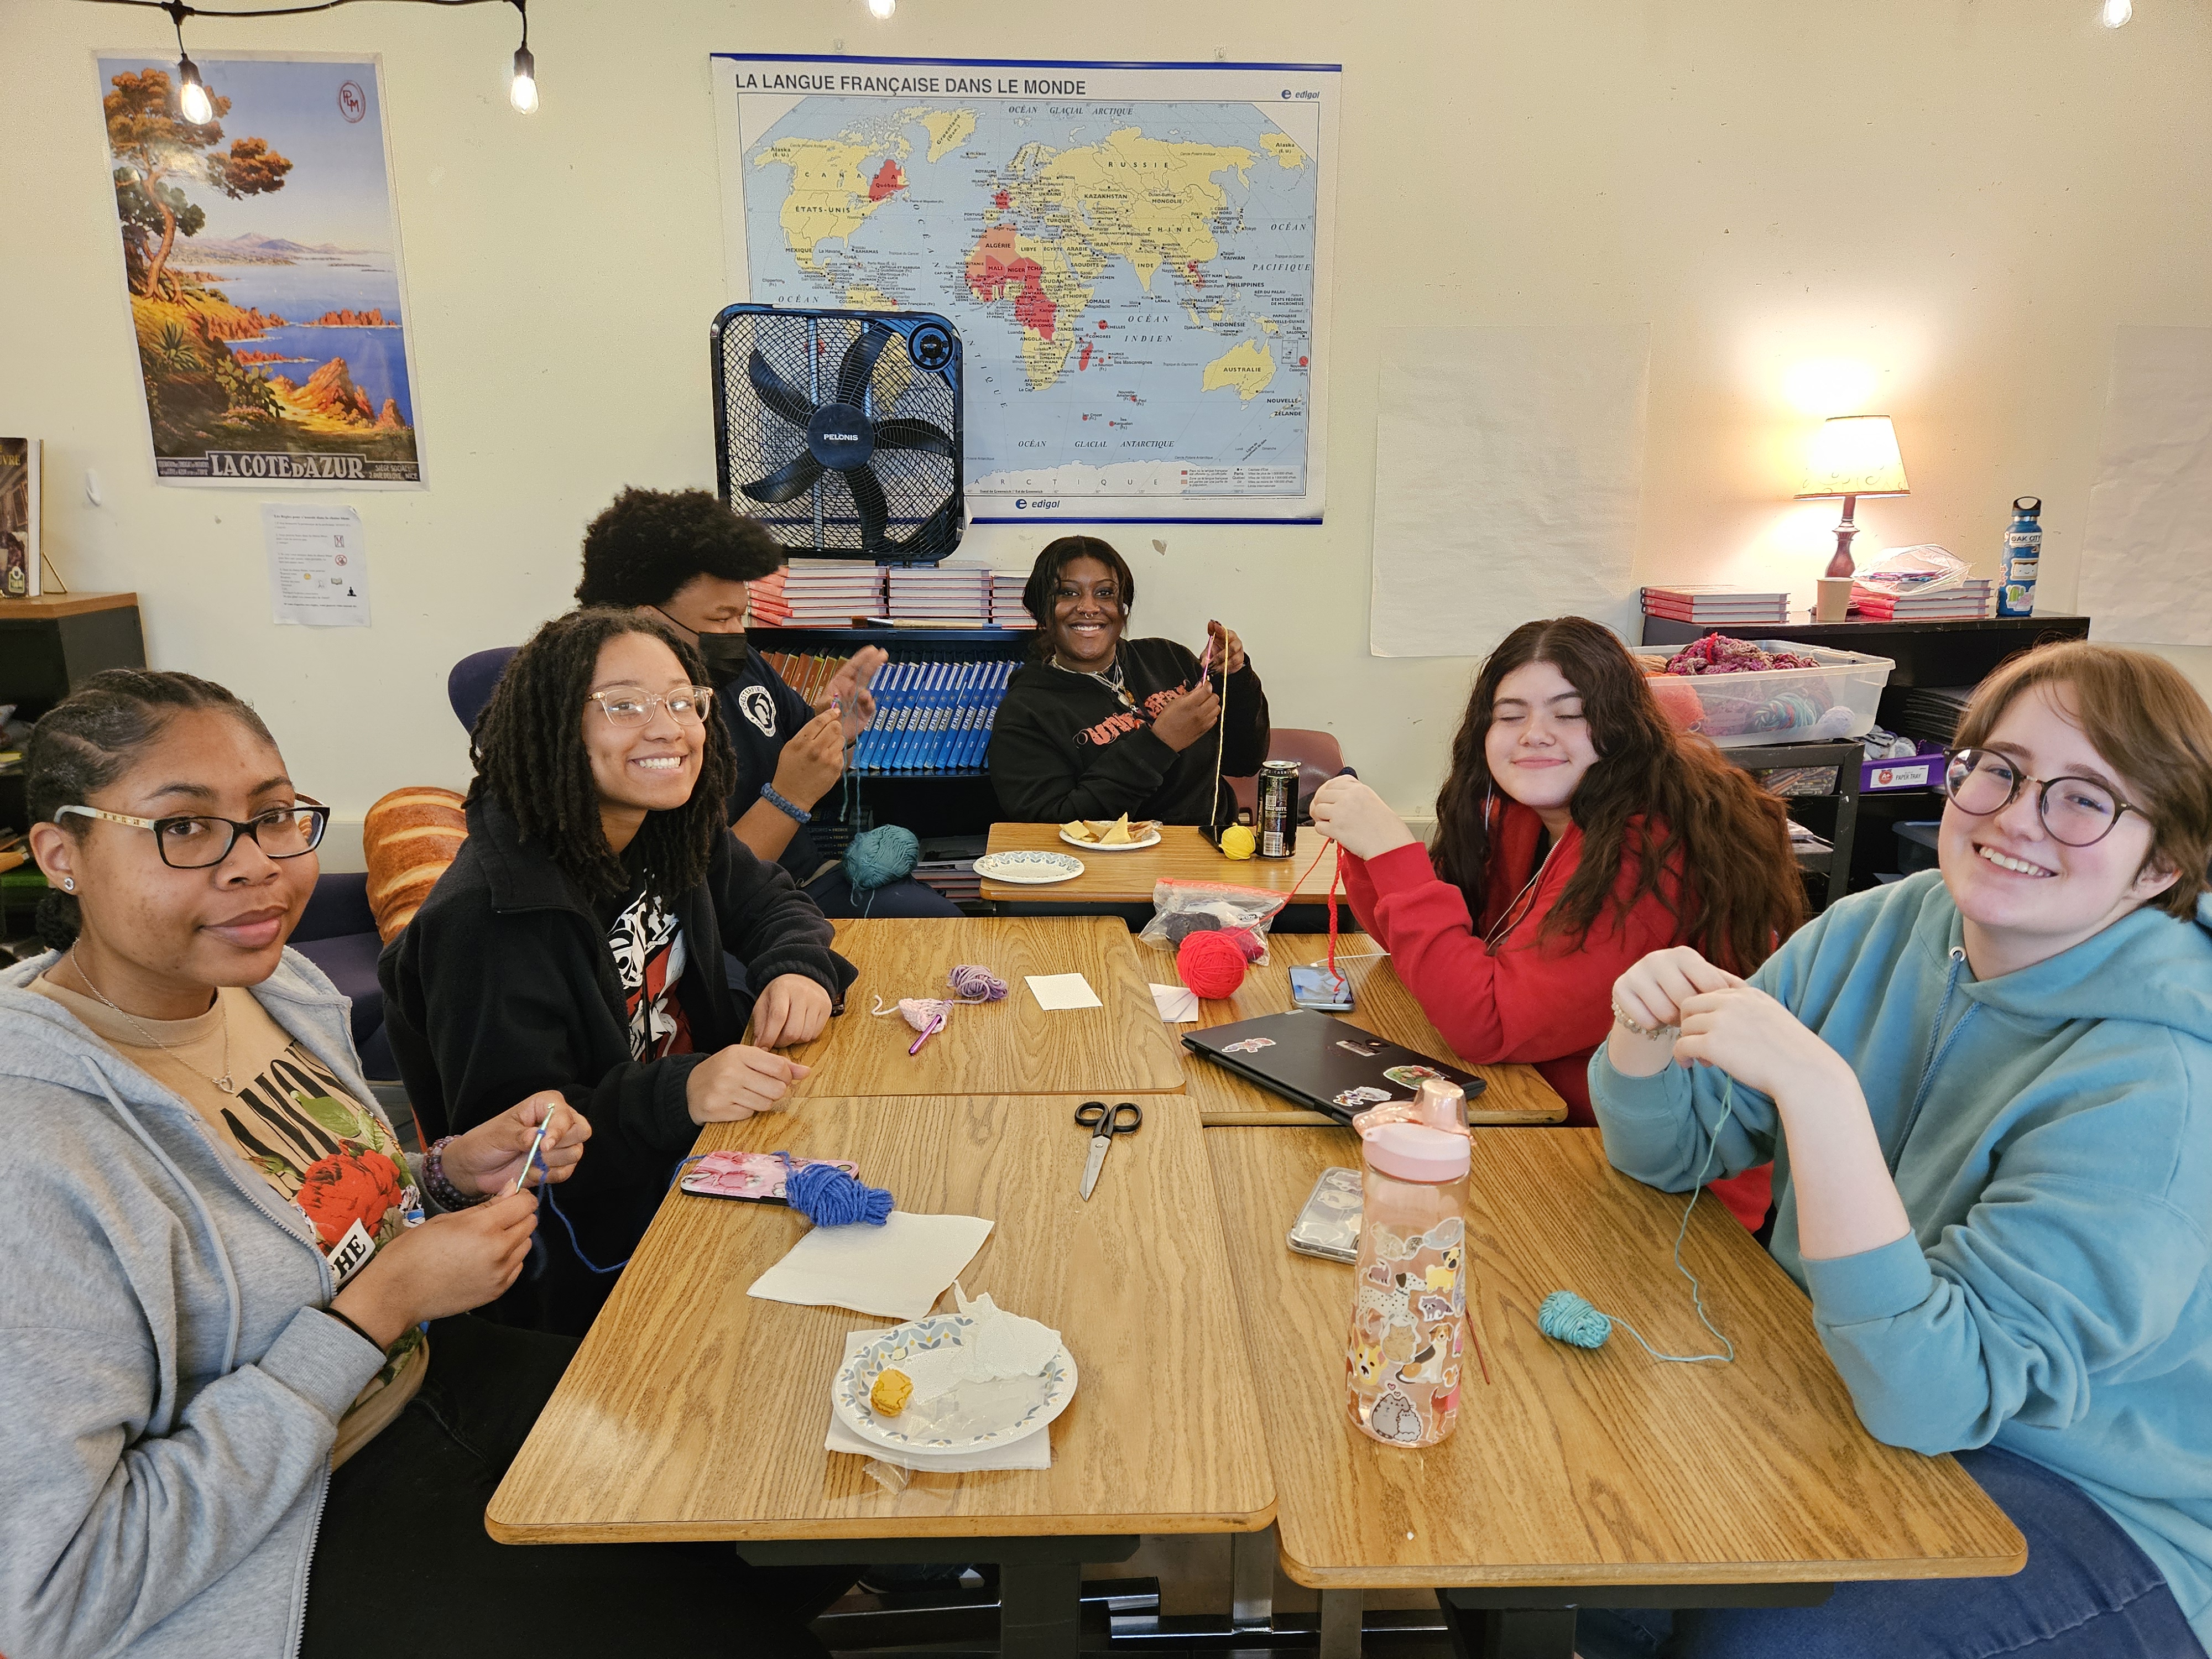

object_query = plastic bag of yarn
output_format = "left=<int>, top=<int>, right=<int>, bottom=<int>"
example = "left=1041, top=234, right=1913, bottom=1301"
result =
left=1138, top=878, right=1288, bottom=966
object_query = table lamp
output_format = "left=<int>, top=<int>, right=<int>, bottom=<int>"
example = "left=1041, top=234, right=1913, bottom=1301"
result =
left=1797, top=415, right=1908, bottom=578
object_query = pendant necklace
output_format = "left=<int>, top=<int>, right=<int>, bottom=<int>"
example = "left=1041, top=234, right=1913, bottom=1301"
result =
left=69, top=946, right=237, bottom=1093
left=1051, top=651, right=1135, bottom=711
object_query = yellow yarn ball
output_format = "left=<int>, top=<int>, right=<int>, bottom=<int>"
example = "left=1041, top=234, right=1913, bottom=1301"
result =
left=1220, top=824, right=1256, bottom=860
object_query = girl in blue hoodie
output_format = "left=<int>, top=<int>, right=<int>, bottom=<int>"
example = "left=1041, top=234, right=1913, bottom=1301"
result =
left=1587, top=641, right=2212, bottom=1658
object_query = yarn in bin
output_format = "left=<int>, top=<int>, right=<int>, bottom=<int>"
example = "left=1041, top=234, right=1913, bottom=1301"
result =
left=1178, top=929, right=1248, bottom=999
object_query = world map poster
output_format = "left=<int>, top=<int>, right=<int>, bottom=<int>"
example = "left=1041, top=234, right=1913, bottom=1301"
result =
left=713, top=56, right=1337, bottom=524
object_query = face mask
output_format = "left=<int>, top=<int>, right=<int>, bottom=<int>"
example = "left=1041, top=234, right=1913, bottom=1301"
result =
left=689, top=625, right=753, bottom=684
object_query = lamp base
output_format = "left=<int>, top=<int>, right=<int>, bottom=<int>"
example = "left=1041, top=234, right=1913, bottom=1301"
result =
left=1824, top=494, right=1860, bottom=580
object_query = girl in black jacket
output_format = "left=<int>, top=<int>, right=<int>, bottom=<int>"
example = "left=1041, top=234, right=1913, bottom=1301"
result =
left=988, top=535, right=1269, bottom=826
left=380, top=609, right=857, bottom=1334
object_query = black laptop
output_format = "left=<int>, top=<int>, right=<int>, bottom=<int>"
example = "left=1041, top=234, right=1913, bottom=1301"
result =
left=1182, top=1010, right=1488, bottom=1123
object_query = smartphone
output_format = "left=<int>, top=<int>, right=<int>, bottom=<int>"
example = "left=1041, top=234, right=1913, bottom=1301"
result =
left=1288, top=965, right=1353, bottom=1011
left=678, top=1150, right=859, bottom=1204
left=1286, top=1166, right=1363, bottom=1263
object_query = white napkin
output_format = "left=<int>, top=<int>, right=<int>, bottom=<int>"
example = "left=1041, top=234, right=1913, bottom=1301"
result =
left=823, top=1329, right=1054, bottom=1472
left=1150, top=983, right=1200, bottom=1022
left=1025, top=972, right=1102, bottom=1010
left=748, top=1211, right=993, bottom=1320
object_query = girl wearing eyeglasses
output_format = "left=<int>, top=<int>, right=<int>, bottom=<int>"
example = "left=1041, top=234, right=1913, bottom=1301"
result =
left=379, top=608, right=857, bottom=1337
left=1582, top=641, right=2212, bottom=1659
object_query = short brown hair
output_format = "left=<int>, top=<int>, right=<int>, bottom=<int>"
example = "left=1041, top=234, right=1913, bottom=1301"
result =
left=1954, top=641, right=2212, bottom=919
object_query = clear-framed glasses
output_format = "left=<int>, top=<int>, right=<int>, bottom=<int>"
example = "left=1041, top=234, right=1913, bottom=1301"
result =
left=54, top=799, right=331, bottom=869
left=586, top=685, right=714, bottom=727
left=1942, top=748, right=2140, bottom=848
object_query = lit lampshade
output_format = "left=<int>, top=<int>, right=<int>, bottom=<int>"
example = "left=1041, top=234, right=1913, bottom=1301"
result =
left=1797, top=415, right=1908, bottom=500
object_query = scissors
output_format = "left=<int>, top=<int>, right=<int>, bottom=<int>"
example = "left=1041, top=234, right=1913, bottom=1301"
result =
left=1074, top=1100, right=1142, bottom=1200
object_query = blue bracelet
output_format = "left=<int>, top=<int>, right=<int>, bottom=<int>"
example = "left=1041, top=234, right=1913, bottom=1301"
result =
left=760, top=782, right=812, bottom=825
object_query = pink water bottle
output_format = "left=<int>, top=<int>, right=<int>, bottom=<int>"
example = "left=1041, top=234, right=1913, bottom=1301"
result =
left=1345, top=1081, right=1471, bottom=1448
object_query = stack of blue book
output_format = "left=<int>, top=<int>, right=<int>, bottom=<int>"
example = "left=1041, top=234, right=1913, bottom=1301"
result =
left=853, top=660, right=1017, bottom=774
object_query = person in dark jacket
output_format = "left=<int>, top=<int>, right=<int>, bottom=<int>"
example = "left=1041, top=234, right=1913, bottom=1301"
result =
left=380, top=608, right=858, bottom=1335
left=988, top=535, right=1269, bottom=826
left=574, top=487, right=956, bottom=919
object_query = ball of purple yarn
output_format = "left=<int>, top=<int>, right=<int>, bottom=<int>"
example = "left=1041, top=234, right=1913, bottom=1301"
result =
left=947, top=963, right=1008, bottom=1002
left=784, top=1158, right=895, bottom=1227
left=1162, top=912, right=1222, bottom=946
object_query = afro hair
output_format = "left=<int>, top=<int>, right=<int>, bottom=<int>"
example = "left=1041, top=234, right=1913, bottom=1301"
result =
left=574, top=487, right=784, bottom=609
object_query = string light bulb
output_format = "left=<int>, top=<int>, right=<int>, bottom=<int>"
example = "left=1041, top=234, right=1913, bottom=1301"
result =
left=507, top=0, right=536, bottom=111
left=868, top=0, right=896, bottom=18
left=2101, top=0, right=2132, bottom=25
left=177, top=53, right=213, bottom=123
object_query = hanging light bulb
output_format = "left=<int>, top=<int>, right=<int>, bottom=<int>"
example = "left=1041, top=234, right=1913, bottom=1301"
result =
left=868, top=0, right=896, bottom=18
left=507, top=0, right=538, bottom=112
left=177, top=54, right=214, bottom=124
left=2101, top=0, right=2132, bottom=25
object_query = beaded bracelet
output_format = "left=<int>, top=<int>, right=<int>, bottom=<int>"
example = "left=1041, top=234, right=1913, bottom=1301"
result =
left=1611, top=1001, right=1681, bottom=1041
left=424, top=1136, right=491, bottom=1209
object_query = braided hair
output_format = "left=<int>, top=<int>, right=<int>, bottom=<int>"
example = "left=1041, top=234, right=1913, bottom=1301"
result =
left=1020, top=535, right=1135, bottom=662
left=25, top=669, right=278, bottom=948
left=467, top=608, right=737, bottom=901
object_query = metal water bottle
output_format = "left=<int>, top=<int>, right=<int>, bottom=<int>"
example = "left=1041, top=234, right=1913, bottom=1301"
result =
left=1998, top=497, right=2042, bottom=618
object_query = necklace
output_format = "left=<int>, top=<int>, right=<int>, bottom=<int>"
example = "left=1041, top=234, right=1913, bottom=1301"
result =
left=68, top=947, right=237, bottom=1094
left=1050, top=652, right=1135, bottom=710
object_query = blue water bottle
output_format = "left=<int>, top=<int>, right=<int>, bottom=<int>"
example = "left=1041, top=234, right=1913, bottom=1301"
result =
left=1998, top=497, right=2041, bottom=618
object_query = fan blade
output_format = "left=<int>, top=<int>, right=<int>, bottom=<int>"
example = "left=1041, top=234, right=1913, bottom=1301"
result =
left=748, top=349, right=816, bottom=428
left=740, top=452, right=822, bottom=505
left=843, top=463, right=890, bottom=549
left=873, top=419, right=955, bottom=458
left=836, top=326, right=889, bottom=406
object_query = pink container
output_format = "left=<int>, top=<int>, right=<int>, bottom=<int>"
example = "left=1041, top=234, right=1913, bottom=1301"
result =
left=1345, top=1087, right=1471, bottom=1448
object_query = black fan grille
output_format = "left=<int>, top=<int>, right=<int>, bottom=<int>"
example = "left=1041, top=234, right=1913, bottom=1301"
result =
left=717, top=312, right=959, bottom=562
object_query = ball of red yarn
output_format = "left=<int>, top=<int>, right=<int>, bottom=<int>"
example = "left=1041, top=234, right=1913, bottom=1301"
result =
left=1178, top=930, right=1248, bottom=999
left=1215, top=927, right=1265, bottom=963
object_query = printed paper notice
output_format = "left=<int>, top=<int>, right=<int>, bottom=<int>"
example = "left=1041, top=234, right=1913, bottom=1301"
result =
left=264, top=504, right=371, bottom=626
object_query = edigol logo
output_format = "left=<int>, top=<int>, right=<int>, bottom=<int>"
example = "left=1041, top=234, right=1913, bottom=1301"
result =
left=1015, top=498, right=1027, bottom=508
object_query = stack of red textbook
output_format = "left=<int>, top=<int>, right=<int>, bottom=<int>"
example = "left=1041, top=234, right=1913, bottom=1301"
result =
left=1640, top=584, right=1791, bottom=627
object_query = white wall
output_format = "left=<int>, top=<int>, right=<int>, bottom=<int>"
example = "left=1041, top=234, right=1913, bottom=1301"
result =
left=6, top=0, right=2210, bottom=869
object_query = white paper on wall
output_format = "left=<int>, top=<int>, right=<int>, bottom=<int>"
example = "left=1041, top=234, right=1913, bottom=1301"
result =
left=2079, top=327, right=2212, bottom=648
left=264, top=504, right=371, bottom=627
left=1369, top=325, right=1648, bottom=659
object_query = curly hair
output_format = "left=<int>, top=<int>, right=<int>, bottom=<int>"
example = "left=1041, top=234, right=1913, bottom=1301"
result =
left=1432, top=617, right=1804, bottom=973
left=467, top=608, right=737, bottom=901
left=26, top=669, right=279, bottom=947
left=574, top=487, right=784, bottom=609
left=1020, top=535, right=1135, bottom=661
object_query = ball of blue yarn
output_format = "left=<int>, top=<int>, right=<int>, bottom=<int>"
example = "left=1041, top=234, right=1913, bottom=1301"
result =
left=784, top=1157, right=895, bottom=1227
left=1537, top=1290, right=1613, bottom=1349
left=844, top=825, right=920, bottom=892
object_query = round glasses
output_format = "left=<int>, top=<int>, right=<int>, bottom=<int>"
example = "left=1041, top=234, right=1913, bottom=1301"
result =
left=54, top=801, right=331, bottom=869
left=1942, top=748, right=2140, bottom=847
left=586, top=685, right=714, bottom=727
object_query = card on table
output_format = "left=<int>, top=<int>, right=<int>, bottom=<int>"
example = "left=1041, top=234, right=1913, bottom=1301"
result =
left=1026, top=972, right=1102, bottom=1010
left=748, top=1211, right=994, bottom=1320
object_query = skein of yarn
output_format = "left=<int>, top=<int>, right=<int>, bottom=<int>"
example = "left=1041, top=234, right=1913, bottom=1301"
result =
left=947, top=963, right=1008, bottom=1002
left=844, top=825, right=921, bottom=892
left=1214, top=927, right=1265, bottom=963
left=1178, top=929, right=1248, bottom=999
left=781, top=1156, right=896, bottom=1227
left=1161, top=911, right=1223, bottom=946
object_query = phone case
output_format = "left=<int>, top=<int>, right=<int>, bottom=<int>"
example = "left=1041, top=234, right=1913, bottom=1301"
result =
left=1288, top=966, right=1354, bottom=1011
left=1286, top=1166, right=1364, bottom=1263
left=678, top=1149, right=859, bottom=1204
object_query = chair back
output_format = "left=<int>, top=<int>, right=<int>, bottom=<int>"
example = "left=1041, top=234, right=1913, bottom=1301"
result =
left=1229, top=727, right=1345, bottom=818
left=447, top=646, right=518, bottom=733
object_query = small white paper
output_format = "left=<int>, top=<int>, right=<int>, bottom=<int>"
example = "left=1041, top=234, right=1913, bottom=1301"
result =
left=263, top=504, right=372, bottom=627
left=1151, top=983, right=1200, bottom=1023
left=748, top=1210, right=993, bottom=1320
left=1026, top=972, right=1101, bottom=1011
left=824, top=1330, right=1053, bottom=1472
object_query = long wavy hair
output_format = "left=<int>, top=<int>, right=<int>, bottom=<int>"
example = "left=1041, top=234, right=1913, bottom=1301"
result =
left=1431, top=617, right=1804, bottom=971
left=467, top=608, right=737, bottom=901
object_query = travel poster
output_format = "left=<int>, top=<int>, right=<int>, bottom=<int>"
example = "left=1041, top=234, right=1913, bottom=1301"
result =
left=95, top=52, right=425, bottom=484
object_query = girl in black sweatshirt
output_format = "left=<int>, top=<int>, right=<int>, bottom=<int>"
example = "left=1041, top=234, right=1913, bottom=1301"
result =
left=988, top=536, right=1270, bottom=826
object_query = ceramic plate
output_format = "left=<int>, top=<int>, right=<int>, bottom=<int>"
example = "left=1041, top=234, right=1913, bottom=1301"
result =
left=833, top=1313, right=1079, bottom=1454
left=974, top=849, right=1086, bottom=885
left=1058, top=825, right=1164, bottom=852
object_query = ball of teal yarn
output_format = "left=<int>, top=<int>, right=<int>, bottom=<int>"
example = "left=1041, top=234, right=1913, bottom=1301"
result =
left=1537, top=1290, right=1614, bottom=1349
left=844, top=824, right=920, bottom=891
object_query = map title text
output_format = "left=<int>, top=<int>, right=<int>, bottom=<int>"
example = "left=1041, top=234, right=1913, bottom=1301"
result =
left=731, top=70, right=1088, bottom=96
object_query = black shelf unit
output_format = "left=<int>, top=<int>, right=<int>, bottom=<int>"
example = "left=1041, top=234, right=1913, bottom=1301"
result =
left=1642, top=612, right=2093, bottom=893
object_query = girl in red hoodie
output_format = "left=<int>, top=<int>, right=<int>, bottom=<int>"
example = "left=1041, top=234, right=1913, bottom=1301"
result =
left=1310, top=616, right=1803, bottom=1230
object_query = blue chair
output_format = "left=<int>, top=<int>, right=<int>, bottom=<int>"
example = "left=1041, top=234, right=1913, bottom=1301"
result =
left=448, top=646, right=518, bottom=734
left=290, top=871, right=396, bottom=1081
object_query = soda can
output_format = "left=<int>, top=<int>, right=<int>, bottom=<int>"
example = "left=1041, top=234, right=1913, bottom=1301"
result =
left=1256, top=760, right=1300, bottom=859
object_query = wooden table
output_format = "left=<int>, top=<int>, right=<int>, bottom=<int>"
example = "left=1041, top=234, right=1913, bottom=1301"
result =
left=765, top=916, right=1185, bottom=1099
left=489, top=1094, right=1275, bottom=1656
left=1204, top=1126, right=2025, bottom=1657
left=980, top=822, right=1340, bottom=906
left=1141, top=932, right=1567, bottom=1126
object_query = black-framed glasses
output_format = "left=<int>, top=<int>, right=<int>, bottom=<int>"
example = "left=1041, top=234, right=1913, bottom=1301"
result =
left=55, top=800, right=331, bottom=869
left=586, top=685, right=714, bottom=727
left=1942, top=748, right=2140, bottom=848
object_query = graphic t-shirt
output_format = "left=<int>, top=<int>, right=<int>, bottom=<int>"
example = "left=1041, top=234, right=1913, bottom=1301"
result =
left=714, top=645, right=832, bottom=884
left=594, top=872, right=695, bottom=1062
left=33, top=974, right=426, bottom=1469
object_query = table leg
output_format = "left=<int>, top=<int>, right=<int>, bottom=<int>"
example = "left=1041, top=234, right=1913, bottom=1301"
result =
left=1318, top=1588, right=1363, bottom=1659
left=1230, top=1525, right=1275, bottom=1630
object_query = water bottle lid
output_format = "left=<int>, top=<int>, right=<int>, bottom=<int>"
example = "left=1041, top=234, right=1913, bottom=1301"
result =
left=2014, top=497, right=2041, bottom=515
left=1365, top=1122, right=1472, bottom=1183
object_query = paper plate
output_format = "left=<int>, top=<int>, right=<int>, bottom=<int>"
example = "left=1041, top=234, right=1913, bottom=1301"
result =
left=833, top=1313, right=1079, bottom=1454
left=974, top=849, right=1086, bottom=885
left=1058, top=825, right=1164, bottom=852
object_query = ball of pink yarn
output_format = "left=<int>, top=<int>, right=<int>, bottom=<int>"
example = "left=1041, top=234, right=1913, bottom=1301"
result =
left=1178, top=930, right=1248, bottom=999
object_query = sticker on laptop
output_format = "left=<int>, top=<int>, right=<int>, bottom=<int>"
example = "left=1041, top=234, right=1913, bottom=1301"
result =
left=1334, top=1038, right=1383, bottom=1057
left=1333, top=1085, right=1395, bottom=1109
left=1222, top=1036, right=1277, bottom=1055
left=1384, top=1065, right=1446, bottom=1087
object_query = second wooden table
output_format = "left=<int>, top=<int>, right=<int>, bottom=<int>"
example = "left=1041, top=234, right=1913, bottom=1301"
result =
left=980, top=822, right=1339, bottom=905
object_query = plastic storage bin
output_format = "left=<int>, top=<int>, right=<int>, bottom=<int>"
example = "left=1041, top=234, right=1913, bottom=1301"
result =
left=1639, top=642, right=1895, bottom=748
